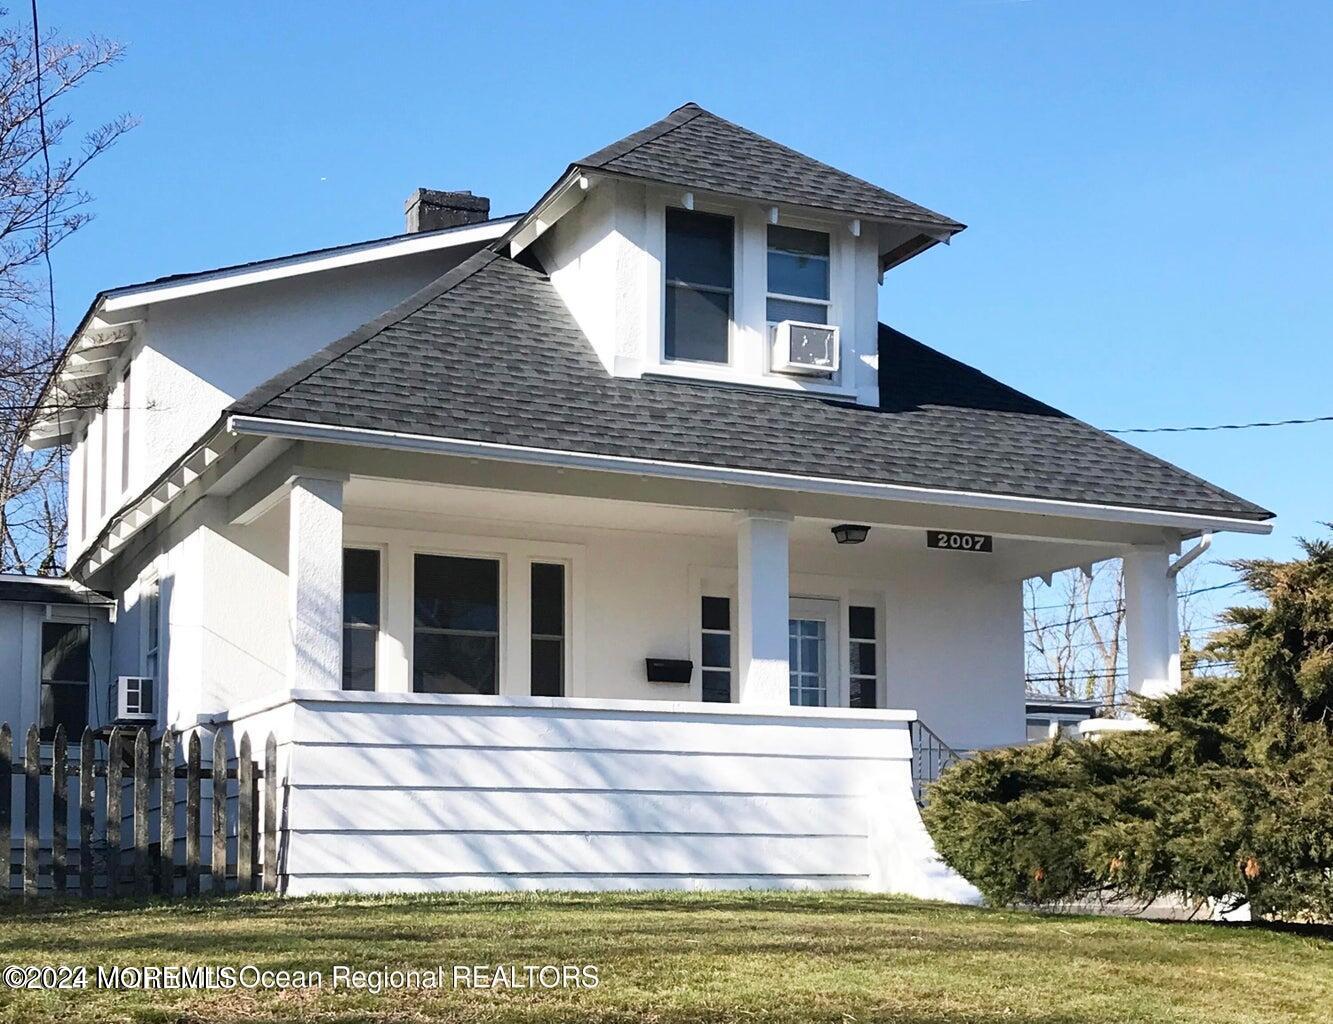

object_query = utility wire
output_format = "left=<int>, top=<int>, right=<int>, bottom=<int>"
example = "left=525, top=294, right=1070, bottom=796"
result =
left=1108, top=414, right=1333, bottom=435
left=30, top=0, right=55, bottom=340
left=1026, top=578, right=1244, bottom=618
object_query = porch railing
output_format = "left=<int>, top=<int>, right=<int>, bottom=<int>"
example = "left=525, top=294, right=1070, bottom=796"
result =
left=909, top=719, right=964, bottom=807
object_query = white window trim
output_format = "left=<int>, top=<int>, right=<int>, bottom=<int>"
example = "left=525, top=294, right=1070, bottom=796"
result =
left=646, top=193, right=857, bottom=399
left=141, top=572, right=161, bottom=682
left=661, top=203, right=739, bottom=369
left=410, top=546, right=507, bottom=698
left=342, top=543, right=386, bottom=692
left=343, top=524, right=586, bottom=697
left=528, top=557, right=573, bottom=698
left=764, top=225, right=833, bottom=325
left=689, top=568, right=738, bottom=703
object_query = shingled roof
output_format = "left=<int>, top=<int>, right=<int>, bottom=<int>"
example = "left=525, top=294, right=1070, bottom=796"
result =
left=575, top=103, right=964, bottom=231
left=231, top=251, right=1270, bottom=523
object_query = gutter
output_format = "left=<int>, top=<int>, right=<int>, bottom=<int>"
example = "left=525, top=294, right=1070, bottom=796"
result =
left=225, top=414, right=1274, bottom=536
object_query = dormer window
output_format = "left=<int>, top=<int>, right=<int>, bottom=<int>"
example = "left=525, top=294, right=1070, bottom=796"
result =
left=766, top=225, right=830, bottom=329
left=664, top=208, right=734, bottom=364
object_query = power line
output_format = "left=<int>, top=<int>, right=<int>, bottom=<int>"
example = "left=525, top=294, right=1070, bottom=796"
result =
left=1108, top=414, right=1333, bottom=434
left=30, top=0, right=55, bottom=340
left=1025, top=578, right=1244, bottom=629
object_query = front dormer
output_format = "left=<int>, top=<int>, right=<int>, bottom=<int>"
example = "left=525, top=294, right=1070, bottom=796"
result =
left=517, top=103, right=964, bottom=407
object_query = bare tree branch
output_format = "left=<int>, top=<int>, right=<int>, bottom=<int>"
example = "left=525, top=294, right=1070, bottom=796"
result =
left=0, top=7, right=134, bottom=574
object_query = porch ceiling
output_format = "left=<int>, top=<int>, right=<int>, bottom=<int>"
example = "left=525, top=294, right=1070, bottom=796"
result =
left=339, top=477, right=1121, bottom=583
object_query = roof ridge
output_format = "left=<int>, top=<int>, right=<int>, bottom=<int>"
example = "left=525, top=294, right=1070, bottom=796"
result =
left=694, top=107, right=959, bottom=227
left=577, top=103, right=705, bottom=168
left=230, top=249, right=501, bottom=416
left=594, top=103, right=706, bottom=165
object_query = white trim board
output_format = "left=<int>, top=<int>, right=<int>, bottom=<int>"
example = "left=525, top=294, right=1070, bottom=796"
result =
left=203, top=688, right=919, bottom=728
left=101, top=217, right=520, bottom=311
left=227, top=415, right=1274, bottom=536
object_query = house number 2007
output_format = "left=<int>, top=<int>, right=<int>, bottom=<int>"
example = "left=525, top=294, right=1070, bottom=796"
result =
left=926, top=530, right=994, bottom=553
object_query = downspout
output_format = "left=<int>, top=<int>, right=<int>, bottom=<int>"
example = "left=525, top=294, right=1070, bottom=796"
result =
left=1168, top=530, right=1212, bottom=578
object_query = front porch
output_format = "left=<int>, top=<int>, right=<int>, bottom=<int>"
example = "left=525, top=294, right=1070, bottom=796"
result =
left=176, top=454, right=1206, bottom=896
left=229, top=467, right=1189, bottom=755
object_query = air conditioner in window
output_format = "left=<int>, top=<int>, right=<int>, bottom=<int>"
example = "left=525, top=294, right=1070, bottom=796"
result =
left=111, top=676, right=156, bottom=724
left=772, top=320, right=839, bottom=376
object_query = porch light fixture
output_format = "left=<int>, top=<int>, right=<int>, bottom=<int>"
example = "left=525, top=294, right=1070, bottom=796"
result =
left=831, top=524, right=870, bottom=545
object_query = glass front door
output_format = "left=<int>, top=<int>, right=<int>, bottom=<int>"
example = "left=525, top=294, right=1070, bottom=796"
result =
left=788, top=598, right=840, bottom=707
left=788, top=617, right=827, bottom=705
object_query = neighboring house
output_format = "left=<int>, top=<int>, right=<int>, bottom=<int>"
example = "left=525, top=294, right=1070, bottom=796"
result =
left=20, top=103, right=1272, bottom=896
left=0, top=575, right=113, bottom=744
left=1025, top=697, right=1103, bottom=742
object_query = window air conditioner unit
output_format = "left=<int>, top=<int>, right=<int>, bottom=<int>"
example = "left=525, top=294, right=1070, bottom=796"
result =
left=772, top=320, right=839, bottom=376
left=112, top=676, right=157, bottom=724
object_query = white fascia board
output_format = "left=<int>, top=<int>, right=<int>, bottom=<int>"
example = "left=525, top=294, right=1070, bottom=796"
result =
left=202, top=687, right=919, bottom=728
left=100, top=217, right=520, bottom=312
left=226, top=414, right=1275, bottom=537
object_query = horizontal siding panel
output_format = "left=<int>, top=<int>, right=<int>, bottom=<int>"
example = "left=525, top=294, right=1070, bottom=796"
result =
left=287, top=787, right=865, bottom=836
left=290, top=744, right=882, bottom=796
left=283, top=873, right=868, bottom=896
left=294, top=704, right=911, bottom=760
left=286, top=831, right=868, bottom=877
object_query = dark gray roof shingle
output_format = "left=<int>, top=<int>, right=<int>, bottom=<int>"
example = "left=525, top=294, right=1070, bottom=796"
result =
left=576, top=103, right=963, bottom=231
left=232, top=252, right=1270, bottom=523
left=0, top=577, right=113, bottom=607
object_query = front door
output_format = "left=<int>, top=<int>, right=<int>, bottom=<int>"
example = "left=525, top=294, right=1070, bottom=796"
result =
left=788, top=598, right=840, bottom=707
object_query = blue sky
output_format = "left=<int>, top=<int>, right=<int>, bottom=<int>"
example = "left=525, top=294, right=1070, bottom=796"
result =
left=47, top=1, right=1331, bottom=614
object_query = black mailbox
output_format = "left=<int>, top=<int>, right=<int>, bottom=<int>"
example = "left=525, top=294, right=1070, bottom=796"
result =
left=645, top=658, right=693, bottom=684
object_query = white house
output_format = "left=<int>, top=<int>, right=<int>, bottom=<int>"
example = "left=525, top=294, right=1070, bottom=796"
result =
left=21, top=103, right=1271, bottom=896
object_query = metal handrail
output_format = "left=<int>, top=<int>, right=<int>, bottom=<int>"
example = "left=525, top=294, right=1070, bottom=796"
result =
left=909, top=719, right=964, bottom=807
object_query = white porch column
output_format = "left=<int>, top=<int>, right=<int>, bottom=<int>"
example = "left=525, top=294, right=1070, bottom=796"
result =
left=736, top=512, right=792, bottom=705
left=1123, top=544, right=1179, bottom=698
left=287, top=473, right=346, bottom=690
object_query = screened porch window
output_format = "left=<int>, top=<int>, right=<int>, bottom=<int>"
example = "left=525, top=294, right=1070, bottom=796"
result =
left=414, top=554, right=500, bottom=695
left=665, top=208, right=733, bottom=364
left=40, top=621, right=89, bottom=740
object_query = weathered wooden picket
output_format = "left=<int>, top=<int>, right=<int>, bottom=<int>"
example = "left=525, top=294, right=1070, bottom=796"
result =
left=0, top=723, right=278, bottom=898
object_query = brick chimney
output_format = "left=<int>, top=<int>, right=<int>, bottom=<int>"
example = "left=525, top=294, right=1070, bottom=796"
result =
left=404, top=189, right=490, bottom=233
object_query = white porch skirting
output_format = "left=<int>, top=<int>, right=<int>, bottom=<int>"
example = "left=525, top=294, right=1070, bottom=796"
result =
left=214, top=691, right=979, bottom=901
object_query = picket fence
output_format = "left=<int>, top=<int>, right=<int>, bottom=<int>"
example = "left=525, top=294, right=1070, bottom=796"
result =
left=0, top=724, right=277, bottom=897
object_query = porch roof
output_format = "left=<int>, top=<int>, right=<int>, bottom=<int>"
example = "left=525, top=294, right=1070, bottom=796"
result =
left=229, top=251, right=1271, bottom=525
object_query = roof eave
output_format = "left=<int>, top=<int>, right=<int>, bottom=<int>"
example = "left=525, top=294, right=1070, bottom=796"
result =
left=226, top=413, right=1276, bottom=537
left=501, top=163, right=965, bottom=264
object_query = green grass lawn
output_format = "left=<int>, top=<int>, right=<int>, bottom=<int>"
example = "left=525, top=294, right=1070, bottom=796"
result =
left=0, top=892, right=1328, bottom=1023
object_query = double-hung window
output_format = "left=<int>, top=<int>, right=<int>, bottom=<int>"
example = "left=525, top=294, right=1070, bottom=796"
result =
left=766, top=225, right=830, bottom=330
left=665, top=208, right=734, bottom=364
left=530, top=562, right=566, bottom=697
left=40, top=621, right=89, bottom=740
left=342, top=548, right=380, bottom=691
left=414, top=554, right=500, bottom=695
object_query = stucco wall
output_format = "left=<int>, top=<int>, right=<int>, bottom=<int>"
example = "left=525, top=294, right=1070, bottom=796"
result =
left=129, top=500, right=1026, bottom=750
left=69, top=247, right=476, bottom=563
